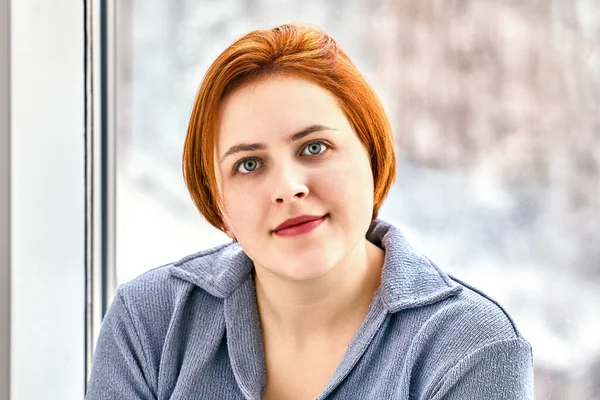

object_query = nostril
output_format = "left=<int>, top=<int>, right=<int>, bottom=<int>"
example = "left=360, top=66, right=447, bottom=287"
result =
left=272, top=187, right=309, bottom=203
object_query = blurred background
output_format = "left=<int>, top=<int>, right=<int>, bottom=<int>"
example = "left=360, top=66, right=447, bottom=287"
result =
left=113, top=1, right=599, bottom=399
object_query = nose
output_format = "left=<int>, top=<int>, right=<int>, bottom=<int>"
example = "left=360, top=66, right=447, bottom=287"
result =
left=270, top=162, right=309, bottom=204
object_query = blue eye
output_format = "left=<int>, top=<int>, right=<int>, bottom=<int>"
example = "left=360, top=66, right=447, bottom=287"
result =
left=302, top=141, right=328, bottom=156
left=234, top=140, right=329, bottom=175
left=236, top=158, right=262, bottom=174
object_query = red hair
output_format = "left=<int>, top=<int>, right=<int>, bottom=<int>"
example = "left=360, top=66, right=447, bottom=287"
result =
left=183, top=23, right=396, bottom=232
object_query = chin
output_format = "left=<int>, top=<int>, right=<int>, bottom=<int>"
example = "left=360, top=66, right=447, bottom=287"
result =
left=277, top=258, right=336, bottom=281
left=281, top=267, right=332, bottom=282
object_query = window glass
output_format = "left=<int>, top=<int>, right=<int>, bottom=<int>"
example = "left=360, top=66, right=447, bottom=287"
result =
left=115, top=1, right=600, bottom=398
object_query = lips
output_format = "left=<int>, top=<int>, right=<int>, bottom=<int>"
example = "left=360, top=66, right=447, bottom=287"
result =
left=274, top=214, right=327, bottom=232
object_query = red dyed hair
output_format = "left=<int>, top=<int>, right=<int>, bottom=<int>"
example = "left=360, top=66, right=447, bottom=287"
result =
left=183, top=23, right=396, bottom=232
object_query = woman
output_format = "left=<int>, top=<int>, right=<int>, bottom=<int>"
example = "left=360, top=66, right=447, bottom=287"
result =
left=86, top=23, right=533, bottom=399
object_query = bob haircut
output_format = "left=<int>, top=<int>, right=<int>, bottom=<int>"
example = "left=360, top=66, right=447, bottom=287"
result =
left=183, top=23, right=396, bottom=233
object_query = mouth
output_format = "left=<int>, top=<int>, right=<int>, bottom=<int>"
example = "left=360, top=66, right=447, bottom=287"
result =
left=273, top=214, right=328, bottom=237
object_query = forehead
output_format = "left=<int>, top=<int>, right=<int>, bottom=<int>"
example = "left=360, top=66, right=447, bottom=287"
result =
left=216, top=75, right=348, bottom=150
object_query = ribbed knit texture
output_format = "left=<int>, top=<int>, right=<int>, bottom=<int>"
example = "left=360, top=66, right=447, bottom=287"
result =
left=86, top=218, right=534, bottom=399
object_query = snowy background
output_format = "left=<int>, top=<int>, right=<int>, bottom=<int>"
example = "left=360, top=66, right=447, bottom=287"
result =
left=114, top=1, right=600, bottom=398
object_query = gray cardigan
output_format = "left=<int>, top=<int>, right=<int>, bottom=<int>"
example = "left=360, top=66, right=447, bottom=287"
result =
left=86, top=219, right=534, bottom=399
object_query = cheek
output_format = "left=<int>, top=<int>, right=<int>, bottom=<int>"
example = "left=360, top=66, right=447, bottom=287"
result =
left=223, top=191, right=254, bottom=220
left=219, top=183, right=258, bottom=230
left=314, top=158, right=374, bottom=206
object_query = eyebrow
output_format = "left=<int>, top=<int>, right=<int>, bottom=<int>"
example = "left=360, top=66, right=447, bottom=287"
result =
left=219, top=124, right=335, bottom=164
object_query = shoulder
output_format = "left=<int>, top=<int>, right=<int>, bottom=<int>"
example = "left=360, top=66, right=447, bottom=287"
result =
left=108, top=264, right=194, bottom=352
left=423, top=276, right=534, bottom=398
left=111, top=245, right=232, bottom=343
left=442, top=274, right=526, bottom=342
left=116, top=263, right=191, bottom=317
left=405, top=273, right=529, bottom=354
left=390, top=274, right=533, bottom=398
left=396, top=273, right=533, bottom=396
left=98, top=249, right=230, bottom=371
left=115, top=243, right=232, bottom=318
left=88, top=249, right=229, bottom=398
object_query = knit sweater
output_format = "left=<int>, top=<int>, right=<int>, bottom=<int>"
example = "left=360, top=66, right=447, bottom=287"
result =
left=86, top=218, right=534, bottom=399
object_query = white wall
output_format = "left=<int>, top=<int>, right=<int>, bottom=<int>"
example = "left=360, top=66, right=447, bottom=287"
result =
left=10, top=1, right=85, bottom=399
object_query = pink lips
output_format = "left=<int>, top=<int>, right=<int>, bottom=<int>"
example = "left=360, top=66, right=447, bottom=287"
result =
left=274, top=215, right=327, bottom=237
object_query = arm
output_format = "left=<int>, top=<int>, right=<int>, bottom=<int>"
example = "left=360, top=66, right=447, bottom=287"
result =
left=85, top=291, right=156, bottom=400
left=429, top=338, right=534, bottom=400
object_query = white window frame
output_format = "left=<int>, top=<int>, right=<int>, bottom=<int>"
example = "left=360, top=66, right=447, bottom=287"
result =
left=84, top=0, right=118, bottom=386
left=0, top=0, right=114, bottom=398
left=0, top=0, right=11, bottom=398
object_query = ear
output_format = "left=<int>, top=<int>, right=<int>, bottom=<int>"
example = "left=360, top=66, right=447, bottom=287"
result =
left=223, top=227, right=236, bottom=241
left=220, top=214, right=236, bottom=241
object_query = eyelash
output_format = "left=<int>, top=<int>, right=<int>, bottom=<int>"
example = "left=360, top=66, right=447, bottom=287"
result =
left=233, top=140, right=330, bottom=175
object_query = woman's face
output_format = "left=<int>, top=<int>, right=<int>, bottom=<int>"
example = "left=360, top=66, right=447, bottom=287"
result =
left=214, top=75, right=375, bottom=281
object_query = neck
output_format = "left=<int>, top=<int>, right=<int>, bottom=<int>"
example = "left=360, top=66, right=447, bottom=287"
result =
left=253, top=238, right=384, bottom=346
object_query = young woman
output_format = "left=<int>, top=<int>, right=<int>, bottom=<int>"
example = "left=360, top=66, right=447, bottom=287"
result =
left=86, top=23, right=534, bottom=399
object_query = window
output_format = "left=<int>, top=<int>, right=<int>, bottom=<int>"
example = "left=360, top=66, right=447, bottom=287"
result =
left=113, top=1, right=600, bottom=398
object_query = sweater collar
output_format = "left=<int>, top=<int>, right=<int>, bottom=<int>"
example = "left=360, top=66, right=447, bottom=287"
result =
left=168, top=218, right=461, bottom=312
left=366, top=219, right=462, bottom=312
